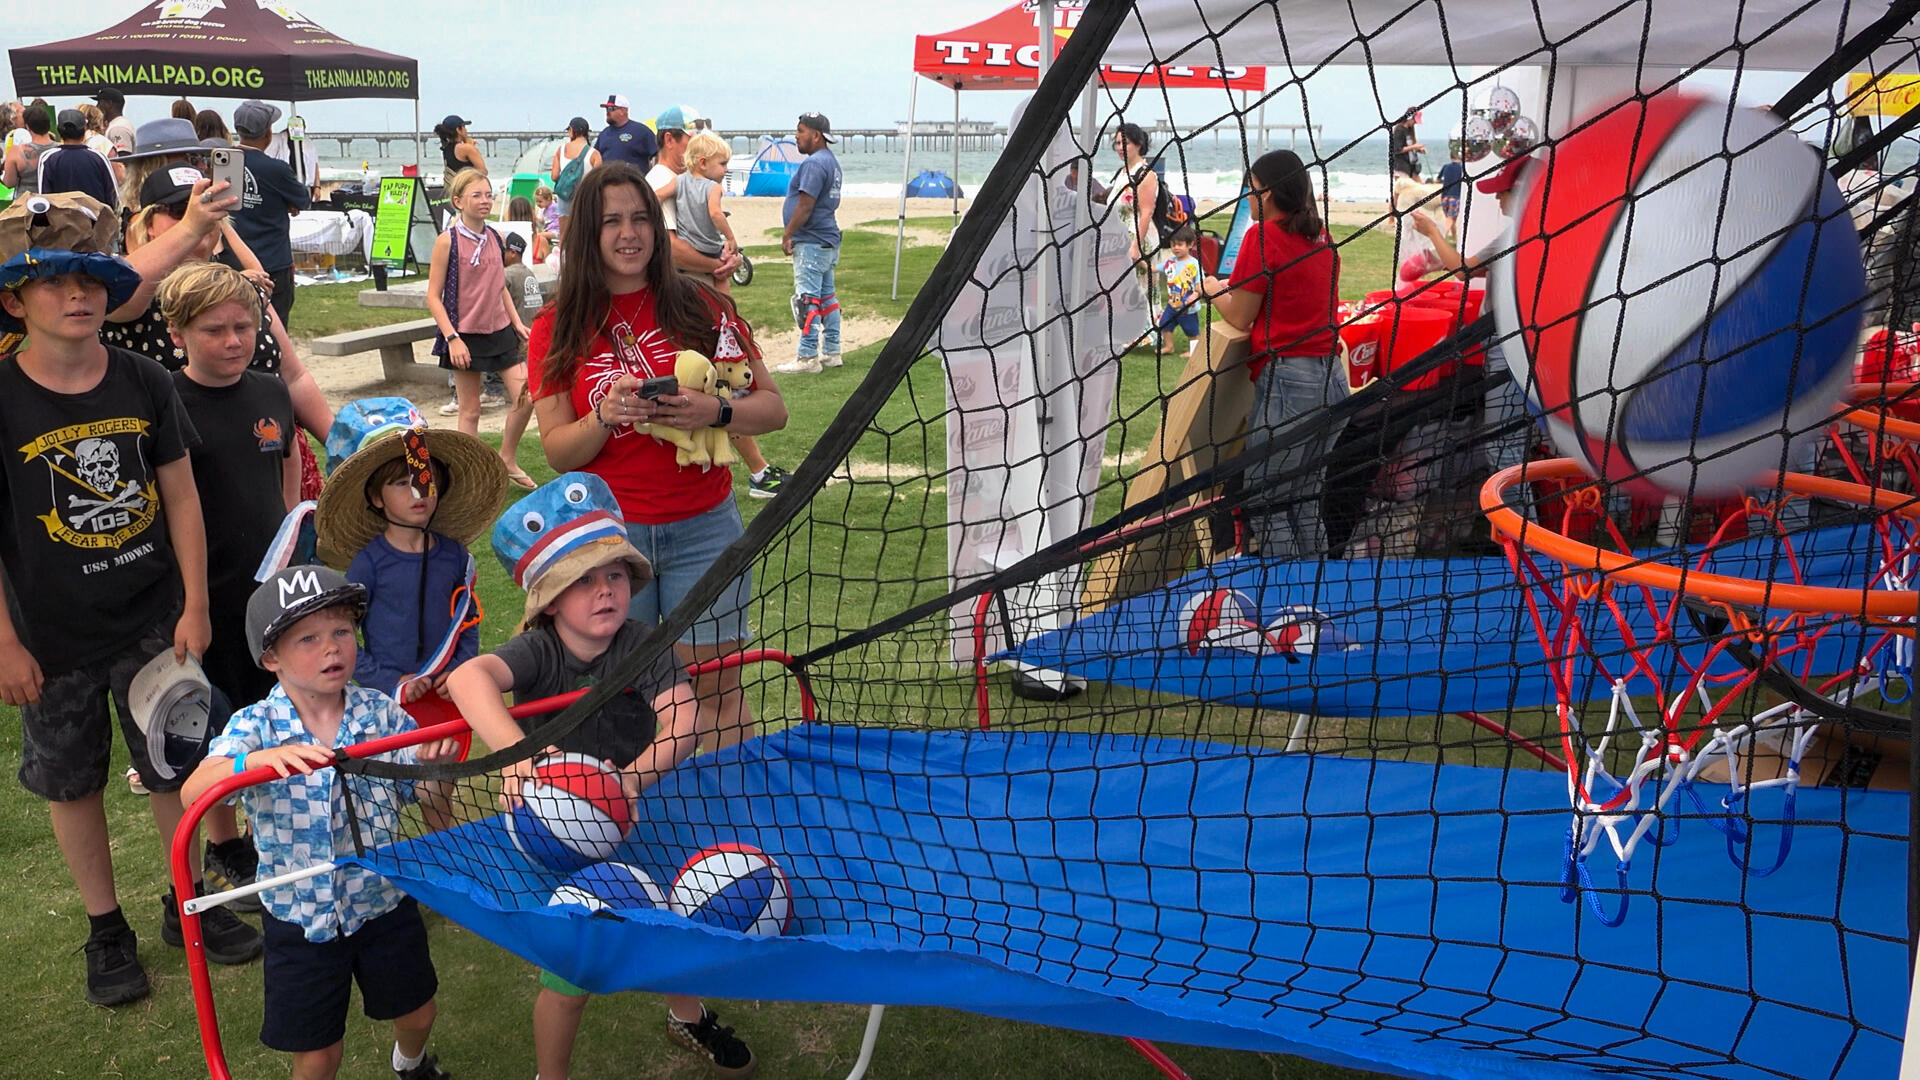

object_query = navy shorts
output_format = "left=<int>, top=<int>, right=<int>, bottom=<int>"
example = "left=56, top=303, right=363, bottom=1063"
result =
left=1157, top=307, right=1200, bottom=338
left=18, top=613, right=180, bottom=800
left=259, top=898, right=438, bottom=1053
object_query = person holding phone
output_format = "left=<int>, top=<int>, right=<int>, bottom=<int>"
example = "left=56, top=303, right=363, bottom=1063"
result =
left=527, top=163, right=787, bottom=752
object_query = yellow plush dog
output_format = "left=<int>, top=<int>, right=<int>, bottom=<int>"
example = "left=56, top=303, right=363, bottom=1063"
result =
left=639, top=349, right=737, bottom=469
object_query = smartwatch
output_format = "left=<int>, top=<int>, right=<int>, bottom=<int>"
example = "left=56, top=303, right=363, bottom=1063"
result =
left=711, top=401, right=733, bottom=428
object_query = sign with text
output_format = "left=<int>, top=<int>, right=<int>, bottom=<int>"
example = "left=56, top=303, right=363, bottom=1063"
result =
left=369, top=177, right=433, bottom=270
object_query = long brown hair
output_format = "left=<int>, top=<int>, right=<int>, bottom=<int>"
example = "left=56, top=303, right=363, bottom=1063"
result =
left=1249, top=150, right=1324, bottom=239
left=541, top=162, right=740, bottom=395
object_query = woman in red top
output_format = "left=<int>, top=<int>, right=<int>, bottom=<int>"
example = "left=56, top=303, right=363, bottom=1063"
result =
left=1202, top=149, right=1346, bottom=559
left=527, top=163, right=787, bottom=749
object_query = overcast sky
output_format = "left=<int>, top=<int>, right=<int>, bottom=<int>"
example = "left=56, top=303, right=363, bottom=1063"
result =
left=8, top=1, right=1805, bottom=141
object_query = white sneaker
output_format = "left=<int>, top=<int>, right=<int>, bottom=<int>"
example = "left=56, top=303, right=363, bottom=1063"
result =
left=821, top=354, right=843, bottom=368
left=775, top=357, right=823, bottom=375
left=437, top=399, right=461, bottom=416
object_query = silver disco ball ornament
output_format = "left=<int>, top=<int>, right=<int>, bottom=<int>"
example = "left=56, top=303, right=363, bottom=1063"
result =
left=1485, top=86, right=1522, bottom=130
left=1461, top=115, right=1495, bottom=162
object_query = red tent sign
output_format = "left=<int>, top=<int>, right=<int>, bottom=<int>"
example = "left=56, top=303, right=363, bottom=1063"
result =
left=10, top=1, right=417, bottom=101
left=914, top=1, right=1265, bottom=91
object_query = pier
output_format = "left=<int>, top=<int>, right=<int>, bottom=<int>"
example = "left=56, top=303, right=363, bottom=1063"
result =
left=300, top=126, right=1009, bottom=162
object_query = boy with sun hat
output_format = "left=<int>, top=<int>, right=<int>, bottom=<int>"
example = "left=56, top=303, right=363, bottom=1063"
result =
left=446, top=472, right=756, bottom=1080
left=313, top=397, right=509, bottom=704
left=0, top=190, right=264, bottom=1005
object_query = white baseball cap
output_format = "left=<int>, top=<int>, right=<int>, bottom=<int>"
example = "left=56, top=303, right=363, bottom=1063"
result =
left=601, top=94, right=631, bottom=110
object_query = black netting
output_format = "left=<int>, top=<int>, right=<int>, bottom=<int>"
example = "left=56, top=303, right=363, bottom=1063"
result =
left=298, top=4, right=1920, bottom=1077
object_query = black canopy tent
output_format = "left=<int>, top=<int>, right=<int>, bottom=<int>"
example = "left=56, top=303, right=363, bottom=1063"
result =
left=9, top=1, right=421, bottom=179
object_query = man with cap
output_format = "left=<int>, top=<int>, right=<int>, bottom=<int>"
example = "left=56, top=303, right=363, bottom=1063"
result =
left=645, top=109, right=738, bottom=283
left=594, top=93, right=657, bottom=173
left=38, top=109, right=117, bottom=208
left=776, top=112, right=844, bottom=375
left=94, top=88, right=135, bottom=157
left=232, top=99, right=310, bottom=330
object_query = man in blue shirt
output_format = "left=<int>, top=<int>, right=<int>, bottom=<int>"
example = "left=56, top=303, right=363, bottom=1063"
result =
left=232, top=99, right=310, bottom=329
left=594, top=93, right=657, bottom=173
left=775, top=112, right=844, bottom=375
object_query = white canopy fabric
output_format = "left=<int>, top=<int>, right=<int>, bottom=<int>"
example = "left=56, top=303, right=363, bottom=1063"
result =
left=1105, top=0, right=1918, bottom=72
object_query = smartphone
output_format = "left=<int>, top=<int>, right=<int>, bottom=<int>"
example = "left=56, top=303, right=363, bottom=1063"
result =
left=209, top=148, right=246, bottom=197
left=637, top=375, right=679, bottom=400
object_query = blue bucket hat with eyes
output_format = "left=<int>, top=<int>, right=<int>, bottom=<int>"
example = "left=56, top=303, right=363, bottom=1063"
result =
left=492, top=472, right=651, bottom=627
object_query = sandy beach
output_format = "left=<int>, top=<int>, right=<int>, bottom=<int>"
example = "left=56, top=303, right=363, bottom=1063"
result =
left=293, top=193, right=1396, bottom=426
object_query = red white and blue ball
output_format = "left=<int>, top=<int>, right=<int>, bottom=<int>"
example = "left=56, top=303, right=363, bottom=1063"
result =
left=1179, top=588, right=1265, bottom=655
left=548, top=861, right=667, bottom=913
left=1490, top=91, right=1865, bottom=495
left=1264, top=606, right=1351, bottom=655
left=509, top=753, right=637, bottom=873
left=668, top=843, right=793, bottom=936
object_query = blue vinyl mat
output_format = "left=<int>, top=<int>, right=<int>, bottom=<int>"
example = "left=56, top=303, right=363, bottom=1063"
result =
left=358, top=724, right=1907, bottom=1079
left=1001, top=524, right=1897, bottom=716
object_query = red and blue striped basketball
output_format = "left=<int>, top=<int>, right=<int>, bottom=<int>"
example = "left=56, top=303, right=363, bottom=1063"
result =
left=1490, top=91, right=1865, bottom=496
left=508, top=753, right=637, bottom=873
left=667, top=843, right=792, bottom=936
left=548, top=861, right=666, bottom=913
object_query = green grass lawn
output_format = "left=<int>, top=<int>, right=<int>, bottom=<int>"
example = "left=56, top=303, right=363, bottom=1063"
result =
left=0, top=208, right=1452, bottom=1077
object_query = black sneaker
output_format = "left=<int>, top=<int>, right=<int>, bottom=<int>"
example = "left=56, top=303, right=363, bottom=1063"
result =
left=395, top=1052, right=452, bottom=1080
left=666, top=1006, right=756, bottom=1078
left=83, top=923, right=150, bottom=1006
left=161, top=891, right=263, bottom=965
left=747, top=464, right=788, bottom=500
left=205, top=836, right=262, bottom=915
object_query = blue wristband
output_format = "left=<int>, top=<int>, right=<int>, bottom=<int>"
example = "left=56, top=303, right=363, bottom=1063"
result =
left=232, top=752, right=248, bottom=774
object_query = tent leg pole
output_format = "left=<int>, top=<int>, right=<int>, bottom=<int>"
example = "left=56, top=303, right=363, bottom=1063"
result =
left=893, top=74, right=919, bottom=301
left=952, top=84, right=961, bottom=230
left=841, top=1004, right=886, bottom=1080
left=289, top=99, right=305, bottom=186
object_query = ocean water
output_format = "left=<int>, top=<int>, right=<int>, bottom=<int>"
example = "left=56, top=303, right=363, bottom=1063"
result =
left=320, top=134, right=1401, bottom=205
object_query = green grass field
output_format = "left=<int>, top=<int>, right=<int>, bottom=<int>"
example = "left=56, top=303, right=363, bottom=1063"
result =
left=0, top=214, right=1431, bottom=1077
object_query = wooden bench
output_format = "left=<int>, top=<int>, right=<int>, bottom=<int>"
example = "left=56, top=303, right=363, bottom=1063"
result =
left=309, top=318, right=444, bottom=384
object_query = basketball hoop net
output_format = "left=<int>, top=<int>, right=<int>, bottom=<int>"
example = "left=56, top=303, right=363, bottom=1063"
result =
left=1481, top=459, right=1919, bottom=926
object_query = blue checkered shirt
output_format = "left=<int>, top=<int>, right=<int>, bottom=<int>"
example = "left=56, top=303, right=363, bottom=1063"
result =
left=208, top=684, right=420, bottom=943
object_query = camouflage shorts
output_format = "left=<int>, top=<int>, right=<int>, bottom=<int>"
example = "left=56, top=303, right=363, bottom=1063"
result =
left=18, top=614, right=181, bottom=801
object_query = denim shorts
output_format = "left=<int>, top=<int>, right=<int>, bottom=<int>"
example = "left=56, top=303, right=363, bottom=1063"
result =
left=625, top=496, right=753, bottom=647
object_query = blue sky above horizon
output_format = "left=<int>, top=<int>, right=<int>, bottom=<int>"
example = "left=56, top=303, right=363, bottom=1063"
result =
left=10, top=1, right=1809, bottom=142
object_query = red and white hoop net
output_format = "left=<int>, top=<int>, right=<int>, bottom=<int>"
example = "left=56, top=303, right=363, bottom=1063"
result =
left=1480, top=459, right=1919, bottom=925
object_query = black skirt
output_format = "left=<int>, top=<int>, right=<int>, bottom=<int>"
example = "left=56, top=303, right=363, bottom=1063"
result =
left=438, top=326, right=524, bottom=373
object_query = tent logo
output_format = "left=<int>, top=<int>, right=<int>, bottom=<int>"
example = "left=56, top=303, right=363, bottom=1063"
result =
left=258, top=1, right=308, bottom=21
left=155, top=0, right=226, bottom=20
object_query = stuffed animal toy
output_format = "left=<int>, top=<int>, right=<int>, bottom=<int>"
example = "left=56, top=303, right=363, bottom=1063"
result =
left=640, top=350, right=738, bottom=469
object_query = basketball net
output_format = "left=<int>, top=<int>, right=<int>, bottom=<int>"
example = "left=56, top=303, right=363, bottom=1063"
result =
left=1483, top=459, right=1918, bottom=926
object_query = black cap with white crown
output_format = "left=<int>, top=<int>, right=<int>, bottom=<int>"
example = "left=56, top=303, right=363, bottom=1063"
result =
left=246, top=565, right=368, bottom=665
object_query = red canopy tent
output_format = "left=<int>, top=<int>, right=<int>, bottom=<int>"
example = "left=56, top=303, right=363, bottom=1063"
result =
left=893, top=0, right=1267, bottom=297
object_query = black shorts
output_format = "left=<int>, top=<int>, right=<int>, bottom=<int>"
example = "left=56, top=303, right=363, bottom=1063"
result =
left=259, top=897, right=438, bottom=1053
left=18, top=613, right=181, bottom=800
left=438, top=326, right=525, bottom=374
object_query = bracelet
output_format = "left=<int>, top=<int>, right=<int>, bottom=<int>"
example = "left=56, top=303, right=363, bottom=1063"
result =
left=232, top=751, right=248, bottom=774
left=592, top=399, right=618, bottom=431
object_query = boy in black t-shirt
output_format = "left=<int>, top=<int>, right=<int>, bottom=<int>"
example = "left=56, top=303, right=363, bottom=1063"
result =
left=0, top=192, right=262, bottom=1008
left=161, top=260, right=299, bottom=909
left=446, top=472, right=756, bottom=1080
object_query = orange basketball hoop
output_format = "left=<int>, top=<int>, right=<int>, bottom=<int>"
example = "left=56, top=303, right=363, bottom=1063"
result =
left=1480, top=458, right=1917, bottom=925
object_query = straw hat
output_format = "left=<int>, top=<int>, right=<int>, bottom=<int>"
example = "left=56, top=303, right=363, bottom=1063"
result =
left=314, top=397, right=510, bottom=567
left=492, top=472, right=652, bottom=629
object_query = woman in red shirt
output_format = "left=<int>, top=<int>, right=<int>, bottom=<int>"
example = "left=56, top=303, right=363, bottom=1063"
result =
left=1202, top=149, right=1346, bottom=559
left=527, top=163, right=787, bottom=749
